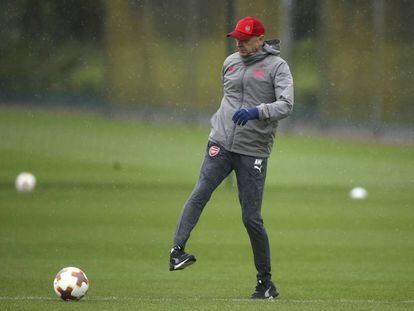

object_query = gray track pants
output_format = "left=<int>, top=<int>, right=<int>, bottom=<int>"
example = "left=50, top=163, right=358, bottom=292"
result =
left=174, top=141, right=271, bottom=281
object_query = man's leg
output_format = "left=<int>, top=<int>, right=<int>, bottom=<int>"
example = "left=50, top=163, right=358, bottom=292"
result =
left=234, top=155, right=272, bottom=282
left=173, top=141, right=232, bottom=249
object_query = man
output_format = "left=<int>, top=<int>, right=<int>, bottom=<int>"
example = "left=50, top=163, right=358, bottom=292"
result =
left=169, top=16, right=294, bottom=300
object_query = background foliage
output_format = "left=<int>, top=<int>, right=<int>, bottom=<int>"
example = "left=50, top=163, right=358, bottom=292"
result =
left=0, top=0, right=413, bottom=127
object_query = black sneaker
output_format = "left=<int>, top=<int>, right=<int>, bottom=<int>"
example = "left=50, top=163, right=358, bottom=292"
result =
left=169, top=246, right=196, bottom=271
left=250, top=279, right=279, bottom=299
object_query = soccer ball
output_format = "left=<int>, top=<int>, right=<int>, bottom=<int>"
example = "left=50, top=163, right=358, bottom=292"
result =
left=15, top=172, right=36, bottom=192
left=349, top=187, right=368, bottom=200
left=53, top=267, right=89, bottom=301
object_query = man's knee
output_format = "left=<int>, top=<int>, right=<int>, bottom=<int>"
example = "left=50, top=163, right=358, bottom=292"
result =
left=189, top=179, right=215, bottom=205
left=242, top=211, right=263, bottom=231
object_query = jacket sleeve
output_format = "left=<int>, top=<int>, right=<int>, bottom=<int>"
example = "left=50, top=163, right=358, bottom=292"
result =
left=257, top=61, right=294, bottom=121
left=221, top=55, right=232, bottom=82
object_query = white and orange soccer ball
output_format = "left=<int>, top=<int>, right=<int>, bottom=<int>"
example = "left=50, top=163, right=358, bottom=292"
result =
left=15, top=172, right=36, bottom=192
left=53, top=267, right=89, bottom=301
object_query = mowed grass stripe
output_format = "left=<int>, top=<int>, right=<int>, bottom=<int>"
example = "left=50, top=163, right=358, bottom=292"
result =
left=1, top=296, right=414, bottom=304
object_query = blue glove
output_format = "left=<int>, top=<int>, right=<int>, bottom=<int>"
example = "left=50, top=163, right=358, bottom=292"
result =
left=232, top=108, right=259, bottom=126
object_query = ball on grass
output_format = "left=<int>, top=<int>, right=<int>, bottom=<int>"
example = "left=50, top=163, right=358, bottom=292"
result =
left=53, top=267, right=89, bottom=301
left=15, top=172, right=36, bottom=192
left=349, top=187, right=368, bottom=200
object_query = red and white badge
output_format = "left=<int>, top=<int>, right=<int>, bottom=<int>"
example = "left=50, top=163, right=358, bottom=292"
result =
left=209, top=145, right=220, bottom=157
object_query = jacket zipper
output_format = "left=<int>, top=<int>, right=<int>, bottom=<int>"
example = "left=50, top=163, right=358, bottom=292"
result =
left=229, top=65, right=247, bottom=151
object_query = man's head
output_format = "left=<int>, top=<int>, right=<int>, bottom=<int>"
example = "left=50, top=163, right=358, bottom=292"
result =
left=227, top=16, right=266, bottom=57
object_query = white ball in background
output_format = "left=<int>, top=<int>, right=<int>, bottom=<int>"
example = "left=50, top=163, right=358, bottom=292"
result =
left=15, top=172, right=36, bottom=192
left=349, top=187, right=368, bottom=200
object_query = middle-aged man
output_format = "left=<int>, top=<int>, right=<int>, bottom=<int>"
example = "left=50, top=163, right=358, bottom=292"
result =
left=169, top=16, right=294, bottom=300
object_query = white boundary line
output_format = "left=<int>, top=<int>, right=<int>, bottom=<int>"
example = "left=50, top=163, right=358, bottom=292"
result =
left=0, top=296, right=413, bottom=304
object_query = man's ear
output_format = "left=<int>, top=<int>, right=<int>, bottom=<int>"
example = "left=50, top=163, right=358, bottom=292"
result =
left=258, top=35, right=265, bottom=45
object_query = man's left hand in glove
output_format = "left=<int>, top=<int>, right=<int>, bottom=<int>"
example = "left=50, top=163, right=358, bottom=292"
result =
left=232, top=108, right=259, bottom=126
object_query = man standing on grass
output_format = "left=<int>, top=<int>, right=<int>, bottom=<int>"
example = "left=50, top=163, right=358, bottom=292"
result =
left=169, top=16, right=294, bottom=300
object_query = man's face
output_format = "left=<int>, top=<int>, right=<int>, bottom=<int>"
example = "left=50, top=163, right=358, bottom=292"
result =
left=236, top=35, right=264, bottom=57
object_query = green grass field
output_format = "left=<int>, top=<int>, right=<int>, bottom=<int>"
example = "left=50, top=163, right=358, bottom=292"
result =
left=0, top=107, right=413, bottom=310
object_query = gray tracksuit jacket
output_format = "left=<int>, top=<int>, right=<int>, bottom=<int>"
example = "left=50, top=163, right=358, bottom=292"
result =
left=209, top=39, right=294, bottom=158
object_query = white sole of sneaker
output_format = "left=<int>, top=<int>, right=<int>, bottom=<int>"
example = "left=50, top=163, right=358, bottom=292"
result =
left=173, top=258, right=195, bottom=270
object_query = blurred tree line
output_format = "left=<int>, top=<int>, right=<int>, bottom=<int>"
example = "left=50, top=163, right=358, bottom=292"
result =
left=0, top=0, right=413, bottom=127
left=0, top=0, right=105, bottom=102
